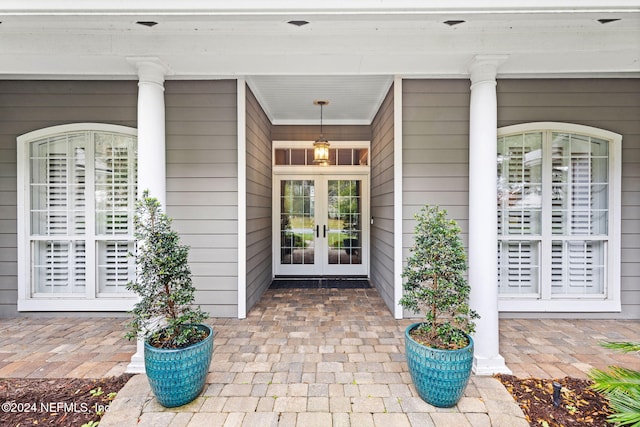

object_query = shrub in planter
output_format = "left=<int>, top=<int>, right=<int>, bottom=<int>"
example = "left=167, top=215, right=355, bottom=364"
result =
left=126, top=191, right=212, bottom=407
left=399, top=205, right=479, bottom=407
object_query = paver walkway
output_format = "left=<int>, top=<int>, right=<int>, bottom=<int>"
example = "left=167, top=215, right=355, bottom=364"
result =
left=500, top=317, right=640, bottom=379
left=1, top=287, right=639, bottom=426
left=99, top=288, right=527, bottom=426
left=0, top=316, right=133, bottom=378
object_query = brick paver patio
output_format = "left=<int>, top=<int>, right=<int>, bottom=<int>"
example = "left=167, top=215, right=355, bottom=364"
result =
left=0, top=316, right=134, bottom=379
left=1, top=286, right=639, bottom=426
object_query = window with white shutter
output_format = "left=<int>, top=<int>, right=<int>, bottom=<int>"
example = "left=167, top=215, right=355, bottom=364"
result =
left=497, top=123, right=621, bottom=312
left=17, top=124, right=137, bottom=311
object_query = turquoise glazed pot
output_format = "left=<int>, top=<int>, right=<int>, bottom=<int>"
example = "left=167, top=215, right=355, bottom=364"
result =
left=404, top=323, right=473, bottom=408
left=144, top=324, right=214, bottom=408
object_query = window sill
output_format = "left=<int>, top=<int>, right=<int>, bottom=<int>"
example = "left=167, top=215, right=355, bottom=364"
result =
left=498, top=298, right=621, bottom=312
left=18, top=298, right=137, bottom=312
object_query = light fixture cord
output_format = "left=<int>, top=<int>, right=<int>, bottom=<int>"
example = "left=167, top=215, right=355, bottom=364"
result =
left=320, top=103, right=324, bottom=135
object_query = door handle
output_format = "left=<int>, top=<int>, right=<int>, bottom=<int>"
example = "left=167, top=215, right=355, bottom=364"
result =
left=316, top=225, right=319, bottom=238
left=323, top=225, right=327, bottom=238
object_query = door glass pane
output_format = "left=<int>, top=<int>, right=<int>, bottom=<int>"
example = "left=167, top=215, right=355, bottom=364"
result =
left=280, top=180, right=315, bottom=265
left=327, top=180, right=362, bottom=265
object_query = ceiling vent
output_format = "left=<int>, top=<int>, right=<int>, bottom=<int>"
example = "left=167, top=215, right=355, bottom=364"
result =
left=597, top=18, right=621, bottom=24
left=288, top=20, right=310, bottom=27
left=136, top=21, right=158, bottom=27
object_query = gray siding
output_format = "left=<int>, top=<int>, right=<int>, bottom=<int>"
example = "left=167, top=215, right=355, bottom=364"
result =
left=402, top=79, right=471, bottom=251
left=165, top=80, right=238, bottom=318
left=0, top=81, right=138, bottom=316
left=370, top=85, right=396, bottom=312
left=497, top=79, right=640, bottom=319
left=272, top=125, right=370, bottom=142
left=401, top=80, right=470, bottom=318
left=245, top=86, right=272, bottom=311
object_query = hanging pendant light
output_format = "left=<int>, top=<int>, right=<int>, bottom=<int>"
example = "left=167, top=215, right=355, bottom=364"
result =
left=313, top=100, right=330, bottom=165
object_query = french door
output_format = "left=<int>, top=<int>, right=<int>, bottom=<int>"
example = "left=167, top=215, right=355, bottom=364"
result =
left=274, top=174, right=368, bottom=276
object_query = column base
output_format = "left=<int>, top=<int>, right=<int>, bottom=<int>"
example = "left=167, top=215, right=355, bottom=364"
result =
left=126, top=338, right=146, bottom=374
left=473, top=354, right=512, bottom=376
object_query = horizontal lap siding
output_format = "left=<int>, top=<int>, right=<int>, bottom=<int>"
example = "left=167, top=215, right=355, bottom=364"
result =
left=165, top=80, right=238, bottom=318
left=402, top=81, right=471, bottom=242
left=402, top=80, right=471, bottom=318
left=245, top=86, right=273, bottom=312
left=497, top=78, right=640, bottom=319
left=272, top=125, right=370, bottom=142
left=370, top=85, right=395, bottom=312
left=0, top=80, right=137, bottom=316
left=402, top=80, right=470, bottom=216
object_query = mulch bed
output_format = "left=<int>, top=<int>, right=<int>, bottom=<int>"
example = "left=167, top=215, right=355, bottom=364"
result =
left=0, top=373, right=614, bottom=427
left=0, top=374, right=132, bottom=427
left=497, top=374, right=614, bottom=427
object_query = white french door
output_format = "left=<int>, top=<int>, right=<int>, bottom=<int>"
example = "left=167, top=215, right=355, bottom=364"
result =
left=274, top=174, right=368, bottom=276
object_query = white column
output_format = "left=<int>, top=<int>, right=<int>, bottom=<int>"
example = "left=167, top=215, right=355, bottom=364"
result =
left=131, top=58, right=168, bottom=206
left=126, top=57, right=167, bottom=374
left=468, top=55, right=511, bottom=375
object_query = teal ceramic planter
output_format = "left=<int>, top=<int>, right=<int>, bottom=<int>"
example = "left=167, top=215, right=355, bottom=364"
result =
left=404, top=323, right=474, bottom=408
left=144, top=324, right=214, bottom=408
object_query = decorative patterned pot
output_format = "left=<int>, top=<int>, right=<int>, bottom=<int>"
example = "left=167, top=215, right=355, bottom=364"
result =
left=144, top=324, right=214, bottom=408
left=404, top=323, right=474, bottom=408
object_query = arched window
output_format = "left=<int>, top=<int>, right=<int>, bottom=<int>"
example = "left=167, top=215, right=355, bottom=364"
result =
left=497, top=123, right=621, bottom=312
left=17, top=124, right=138, bottom=311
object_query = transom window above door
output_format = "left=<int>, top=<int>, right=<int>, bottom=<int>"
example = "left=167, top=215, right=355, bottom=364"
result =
left=273, top=141, right=370, bottom=167
left=17, top=123, right=138, bottom=311
left=496, top=123, right=621, bottom=312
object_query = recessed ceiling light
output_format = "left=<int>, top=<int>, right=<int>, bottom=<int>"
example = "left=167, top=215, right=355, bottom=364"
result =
left=288, top=20, right=309, bottom=27
left=136, top=21, right=158, bottom=27
left=443, top=20, right=466, bottom=27
left=597, top=18, right=621, bottom=24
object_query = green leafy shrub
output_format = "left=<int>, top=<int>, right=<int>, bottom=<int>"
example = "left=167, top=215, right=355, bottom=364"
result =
left=126, top=190, right=208, bottom=349
left=589, top=341, right=640, bottom=426
left=399, top=205, right=479, bottom=350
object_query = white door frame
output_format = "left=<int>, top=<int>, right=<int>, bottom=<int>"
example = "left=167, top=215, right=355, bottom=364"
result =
left=272, top=141, right=370, bottom=278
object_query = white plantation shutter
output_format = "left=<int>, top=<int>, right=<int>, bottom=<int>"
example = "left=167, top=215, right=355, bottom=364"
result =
left=95, top=133, right=136, bottom=294
left=498, top=126, right=613, bottom=304
left=549, top=133, right=607, bottom=295
left=497, top=132, right=542, bottom=294
left=30, top=134, right=87, bottom=294
left=98, top=241, right=135, bottom=293
left=551, top=240, right=605, bottom=294
left=26, top=127, right=136, bottom=299
left=498, top=241, right=539, bottom=294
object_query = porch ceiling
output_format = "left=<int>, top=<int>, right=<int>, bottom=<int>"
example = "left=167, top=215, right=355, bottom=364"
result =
left=246, top=76, right=393, bottom=125
left=1, top=2, right=639, bottom=124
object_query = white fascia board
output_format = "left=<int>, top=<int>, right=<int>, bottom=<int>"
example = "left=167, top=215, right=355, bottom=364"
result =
left=2, top=0, right=639, bottom=14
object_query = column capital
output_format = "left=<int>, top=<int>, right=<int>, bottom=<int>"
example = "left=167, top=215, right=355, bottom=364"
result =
left=469, top=54, right=509, bottom=87
left=127, top=57, right=169, bottom=86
